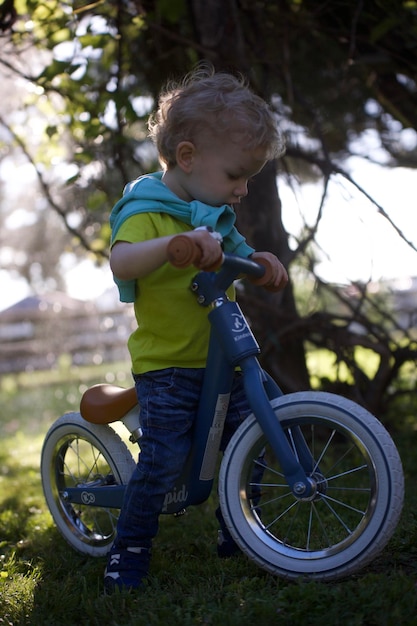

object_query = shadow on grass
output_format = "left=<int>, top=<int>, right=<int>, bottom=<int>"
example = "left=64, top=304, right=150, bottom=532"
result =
left=1, top=388, right=417, bottom=625
left=2, top=500, right=417, bottom=626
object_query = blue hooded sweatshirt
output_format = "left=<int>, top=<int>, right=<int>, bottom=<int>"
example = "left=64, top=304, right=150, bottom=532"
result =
left=110, top=172, right=254, bottom=302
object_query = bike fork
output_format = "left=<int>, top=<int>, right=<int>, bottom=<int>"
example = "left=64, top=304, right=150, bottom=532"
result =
left=240, top=357, right=314, bottom=498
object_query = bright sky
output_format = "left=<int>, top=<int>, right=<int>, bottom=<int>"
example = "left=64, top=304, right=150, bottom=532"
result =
left=0, top=157, right=416, bottom=312
left=280, top=157, right=417, bottom=286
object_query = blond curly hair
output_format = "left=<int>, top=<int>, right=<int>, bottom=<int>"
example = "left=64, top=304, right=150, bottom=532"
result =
left=148, top=66, right=285, bottom=168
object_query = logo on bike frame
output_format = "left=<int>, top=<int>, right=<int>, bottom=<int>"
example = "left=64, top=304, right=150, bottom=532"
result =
left=231, top=313, right=247, bottom=332
left=81, top=491, right=96, bottom=504
left=162, top=484, right=189, bottom=513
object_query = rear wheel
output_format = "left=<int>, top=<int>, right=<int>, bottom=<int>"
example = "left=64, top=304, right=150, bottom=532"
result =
left=41, top=412, right=136, bottom=557
left=220, top=391, right=404, bottom=580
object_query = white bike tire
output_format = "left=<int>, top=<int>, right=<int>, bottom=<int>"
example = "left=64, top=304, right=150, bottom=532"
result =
left=41, top=412, right=136, bottom=557
left=219, top=391, right=404, bottom=581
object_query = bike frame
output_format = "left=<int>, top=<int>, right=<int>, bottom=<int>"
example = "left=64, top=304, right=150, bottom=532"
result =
left=63, top=254, right=314, bottom=514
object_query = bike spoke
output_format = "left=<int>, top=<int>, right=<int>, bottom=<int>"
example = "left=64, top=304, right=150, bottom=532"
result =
left=325, top=465, right=370, bottom=483
left=53, top=434, right=120, bottom=544
left=244, top=417, right=375, bottom=553
left=319, top=493, right=366, bottom=516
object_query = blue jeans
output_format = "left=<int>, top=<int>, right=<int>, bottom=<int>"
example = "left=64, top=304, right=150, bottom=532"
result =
left=113, top=367, right=251, bottom=550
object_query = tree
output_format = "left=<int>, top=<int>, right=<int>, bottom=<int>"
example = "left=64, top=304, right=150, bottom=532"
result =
left=1, top=0, right=416, bottom=416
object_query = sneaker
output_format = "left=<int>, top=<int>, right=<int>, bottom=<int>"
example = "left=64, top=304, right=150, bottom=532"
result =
left=217, top=528, right=241, bottom=558
left=104, top=546, right=151, bottom=594
left=215, top=507, right=241, bottom=558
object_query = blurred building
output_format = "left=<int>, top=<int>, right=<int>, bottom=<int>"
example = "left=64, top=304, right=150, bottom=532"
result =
left=0, top=289, right=135, bottom=374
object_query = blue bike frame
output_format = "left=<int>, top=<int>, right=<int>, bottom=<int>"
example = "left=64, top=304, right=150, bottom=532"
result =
left=63, top=254, right=314, bottom=513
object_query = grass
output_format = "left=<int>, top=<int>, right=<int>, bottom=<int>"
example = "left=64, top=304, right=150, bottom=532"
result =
left=1, top=363, right=417, bottom=625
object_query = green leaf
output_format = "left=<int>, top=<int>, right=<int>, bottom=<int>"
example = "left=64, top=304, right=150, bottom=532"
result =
left=157, top=0, right=186, bottom=23
left=50, top=27, right=72, bottom=45
left=37, top=59, right=70, bottom=81
left=45, top=125, right=58, bottom=138
left=370, top=16, right=400, bottom=43
left=78, top=33, right=110, bottom=49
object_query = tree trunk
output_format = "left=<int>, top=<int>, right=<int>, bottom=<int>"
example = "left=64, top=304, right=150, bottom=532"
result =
left=190, top=0, right=310, bottom=391
left=237, top=161, right=310, bottom=391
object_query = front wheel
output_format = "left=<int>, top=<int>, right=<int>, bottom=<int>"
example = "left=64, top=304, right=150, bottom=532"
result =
left=41, top=412, right=136, bottom=557
left=219, top=391, right=404, bottom=581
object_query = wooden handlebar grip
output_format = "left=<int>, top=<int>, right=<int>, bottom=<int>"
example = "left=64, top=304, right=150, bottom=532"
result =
left=167, top=235, right=201, bottom=268
left=249, top=253, right=281, bottom=291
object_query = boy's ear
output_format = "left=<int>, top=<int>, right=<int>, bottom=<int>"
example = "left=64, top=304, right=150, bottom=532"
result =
left=176, top=141, right=195, bottom=173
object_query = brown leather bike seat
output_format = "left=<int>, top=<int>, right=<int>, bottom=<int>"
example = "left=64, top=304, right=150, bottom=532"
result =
left=80, top=384, right=138, bottom=424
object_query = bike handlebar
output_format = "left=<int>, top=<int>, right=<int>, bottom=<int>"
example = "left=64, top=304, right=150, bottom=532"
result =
left=167, top=235, right=221, bottom=270
left=167, top=234, right=276, bottom=288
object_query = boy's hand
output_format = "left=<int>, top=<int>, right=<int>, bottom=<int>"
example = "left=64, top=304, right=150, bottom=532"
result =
left=185, top=228, right=223, bottom=270
left=250, top=251, right=288, bottom=292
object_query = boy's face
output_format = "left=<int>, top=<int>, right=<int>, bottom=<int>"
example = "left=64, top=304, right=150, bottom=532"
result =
left=177, top=140, right=268, bottom=207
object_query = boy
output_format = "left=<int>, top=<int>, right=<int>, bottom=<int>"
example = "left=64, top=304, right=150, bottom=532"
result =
left=104, top=67, right=288, bottom=593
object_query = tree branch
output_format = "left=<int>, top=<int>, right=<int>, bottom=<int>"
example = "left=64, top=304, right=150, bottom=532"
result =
left=0, top=115, right=108, bottom=259
left=285, top=146, right=417, bottom=255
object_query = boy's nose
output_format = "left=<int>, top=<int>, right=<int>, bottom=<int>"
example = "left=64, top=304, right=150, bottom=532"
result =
left=234, top=181, right=248, bottom=198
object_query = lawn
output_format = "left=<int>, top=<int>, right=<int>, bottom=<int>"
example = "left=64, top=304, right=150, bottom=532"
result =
left=1, top=363, right=417, bottom=626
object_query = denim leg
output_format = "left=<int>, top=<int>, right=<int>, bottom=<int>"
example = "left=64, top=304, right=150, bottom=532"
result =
left=114, top=368, right=264, bottom=557
left=114, top=368, right=204, bottom=550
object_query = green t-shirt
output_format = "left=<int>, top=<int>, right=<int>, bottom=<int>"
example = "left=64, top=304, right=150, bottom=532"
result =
left=114, top=211, right=235, bottom=374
